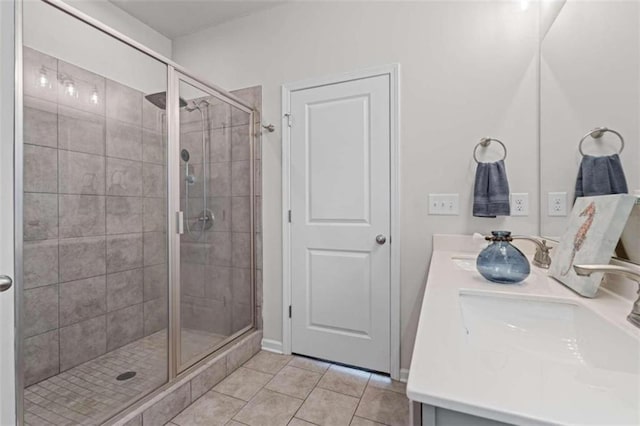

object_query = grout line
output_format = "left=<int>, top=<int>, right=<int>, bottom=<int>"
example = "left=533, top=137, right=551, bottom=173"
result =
left=26, top=384, right=93, bottom=423
left=55, top=93, right=62, bottom=386
left=351, top=375, right=373, bottom=421
left=28, top=406, right=79, bottom=426
left=23, top=410, right=55, bottom=425
left=21, top=192, right=165, bottom=200
left=206, top=389, right=248, bottom=406
left=259, top=385, right=306, bottom=402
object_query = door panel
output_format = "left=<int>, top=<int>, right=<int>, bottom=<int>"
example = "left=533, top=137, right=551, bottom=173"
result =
left=175, top=74, right=255, bottom=372
left=19, top=3, right=171, bottom=421
left=307, top=95, right=371, bottom=223
left=290, top=74, right=391, bottom=373
left=308, top=249, right=372, bottom=335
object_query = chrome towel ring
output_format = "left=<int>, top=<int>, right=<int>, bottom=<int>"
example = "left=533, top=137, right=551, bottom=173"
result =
left=473, top=137, right=507, bottom=164
left=578, top=127, right=624, bottom=156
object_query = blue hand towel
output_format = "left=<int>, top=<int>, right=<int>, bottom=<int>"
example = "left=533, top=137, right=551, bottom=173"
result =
left=575, top=154, right=628, bottom=198
left=473, top=159, right=511, bottom=217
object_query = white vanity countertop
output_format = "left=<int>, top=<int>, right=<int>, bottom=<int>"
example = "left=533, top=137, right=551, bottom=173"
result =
left=406, top=235, right=640, bottom=426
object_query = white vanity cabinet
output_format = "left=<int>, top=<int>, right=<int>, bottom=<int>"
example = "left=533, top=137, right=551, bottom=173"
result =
left=407, top=235, right=640, bottom=426
left=411, top=402, right=513, bottom=426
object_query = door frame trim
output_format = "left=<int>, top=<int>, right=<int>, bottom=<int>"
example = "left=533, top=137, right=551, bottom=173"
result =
left=281, top=64, right=401, bottom=379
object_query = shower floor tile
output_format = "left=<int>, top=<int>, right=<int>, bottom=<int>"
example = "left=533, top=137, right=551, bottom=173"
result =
left=24, top=329, right=234, bottom=425
left=24, top=331, right=168, bottom=426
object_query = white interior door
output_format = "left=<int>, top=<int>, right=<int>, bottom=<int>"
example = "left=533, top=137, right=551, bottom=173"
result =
left=289, top=74, right=391, bottom=373
left=0, top=0, right=17, bottom=423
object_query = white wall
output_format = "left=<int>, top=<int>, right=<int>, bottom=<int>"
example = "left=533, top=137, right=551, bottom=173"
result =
left=64, top=0, right=172, bottom=58
left=540, top=0, right=567, bottom=39
left=540, top=0, right=640, bottom=238
left=23, top=0, right=171, bottom=94
left=173, top=1, right=540, bottom=370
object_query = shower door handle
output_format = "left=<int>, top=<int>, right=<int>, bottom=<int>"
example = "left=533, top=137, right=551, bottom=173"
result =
left=0, top=275, right=12, bottom=292
left=176, top=211, right=184, bottom=235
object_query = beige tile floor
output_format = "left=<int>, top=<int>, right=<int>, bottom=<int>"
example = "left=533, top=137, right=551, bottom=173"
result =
left=168, top=351, right=410, bottom=426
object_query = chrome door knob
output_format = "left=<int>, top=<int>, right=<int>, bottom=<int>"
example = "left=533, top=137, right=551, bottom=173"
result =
left=375, top=234, right=387, bottom=245
left=0, top=275, right=12, bottom=292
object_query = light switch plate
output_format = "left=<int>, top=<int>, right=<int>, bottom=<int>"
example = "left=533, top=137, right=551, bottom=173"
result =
left=428, top=193, right=459, bottom=215
left=511, top=193, right=529, bottom=216
left=548, top=192, right=568, bottom=216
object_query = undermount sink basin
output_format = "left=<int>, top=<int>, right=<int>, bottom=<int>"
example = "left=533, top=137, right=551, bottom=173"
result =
left=459, top=290, right=639, bottom=375
left=457, top=290, right=640, bottom=423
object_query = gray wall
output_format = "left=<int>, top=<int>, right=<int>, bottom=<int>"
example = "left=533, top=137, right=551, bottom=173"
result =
left=22, top=47, right=168, bottom=386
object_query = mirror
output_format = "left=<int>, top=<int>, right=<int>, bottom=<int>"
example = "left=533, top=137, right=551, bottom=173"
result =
left=540, top=0, right=640, bottom=264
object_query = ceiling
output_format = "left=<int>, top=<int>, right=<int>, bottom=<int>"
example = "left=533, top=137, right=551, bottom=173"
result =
left=108, top=0, right=284, bottom=39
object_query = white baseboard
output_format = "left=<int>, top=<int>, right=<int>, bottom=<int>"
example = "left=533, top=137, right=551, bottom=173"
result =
left=261, top=339, right=283, bottom=354
left=400, top=368, right=410, bottom=383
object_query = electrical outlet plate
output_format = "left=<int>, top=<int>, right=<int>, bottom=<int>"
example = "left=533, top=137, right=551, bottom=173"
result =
left=428, top=193, right=459, bottom=215
left=548, top=192, right=568, bottom=216
left=511, top=193, right=529, bottom=216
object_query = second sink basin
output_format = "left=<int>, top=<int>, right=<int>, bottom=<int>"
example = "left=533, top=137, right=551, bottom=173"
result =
left=459, top=290, right=639, bottom=374
left=457, top=289, right=639, bottom=423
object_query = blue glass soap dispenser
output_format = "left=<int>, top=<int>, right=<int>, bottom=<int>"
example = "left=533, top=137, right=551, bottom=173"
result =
left=476, top=231, right=530, bottom=284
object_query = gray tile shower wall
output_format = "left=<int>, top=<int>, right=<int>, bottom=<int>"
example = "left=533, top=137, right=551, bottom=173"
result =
left=22, top=47, right=168, bottom=386
left=179, top=86, right=262, bottom=338
left=234, top=86, right=264, bottom=331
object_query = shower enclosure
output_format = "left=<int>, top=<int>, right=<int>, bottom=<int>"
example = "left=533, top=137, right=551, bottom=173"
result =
left=174, top=77, right=256, bottom=371
left=16, top=1, right=259, bottom=424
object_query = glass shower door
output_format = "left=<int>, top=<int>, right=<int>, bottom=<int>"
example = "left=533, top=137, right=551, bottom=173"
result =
left=18, top=1, right=258, bottom=422
left=174, top=75, right=255, bottom=371
left=20, top=2, right=170, bottom=424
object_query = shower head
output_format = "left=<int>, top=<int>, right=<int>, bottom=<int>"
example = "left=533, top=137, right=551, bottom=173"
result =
left=144, top=92, right=188, bottom=110
left=185, top=99, right=210, bottom=112
left=181, top=149, right=190, bottom=162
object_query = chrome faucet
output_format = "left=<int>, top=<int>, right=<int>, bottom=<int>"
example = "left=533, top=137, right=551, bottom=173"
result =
left=511, top=236, right=553, bottom=269
left=574, top=264, right=640, bottom=329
